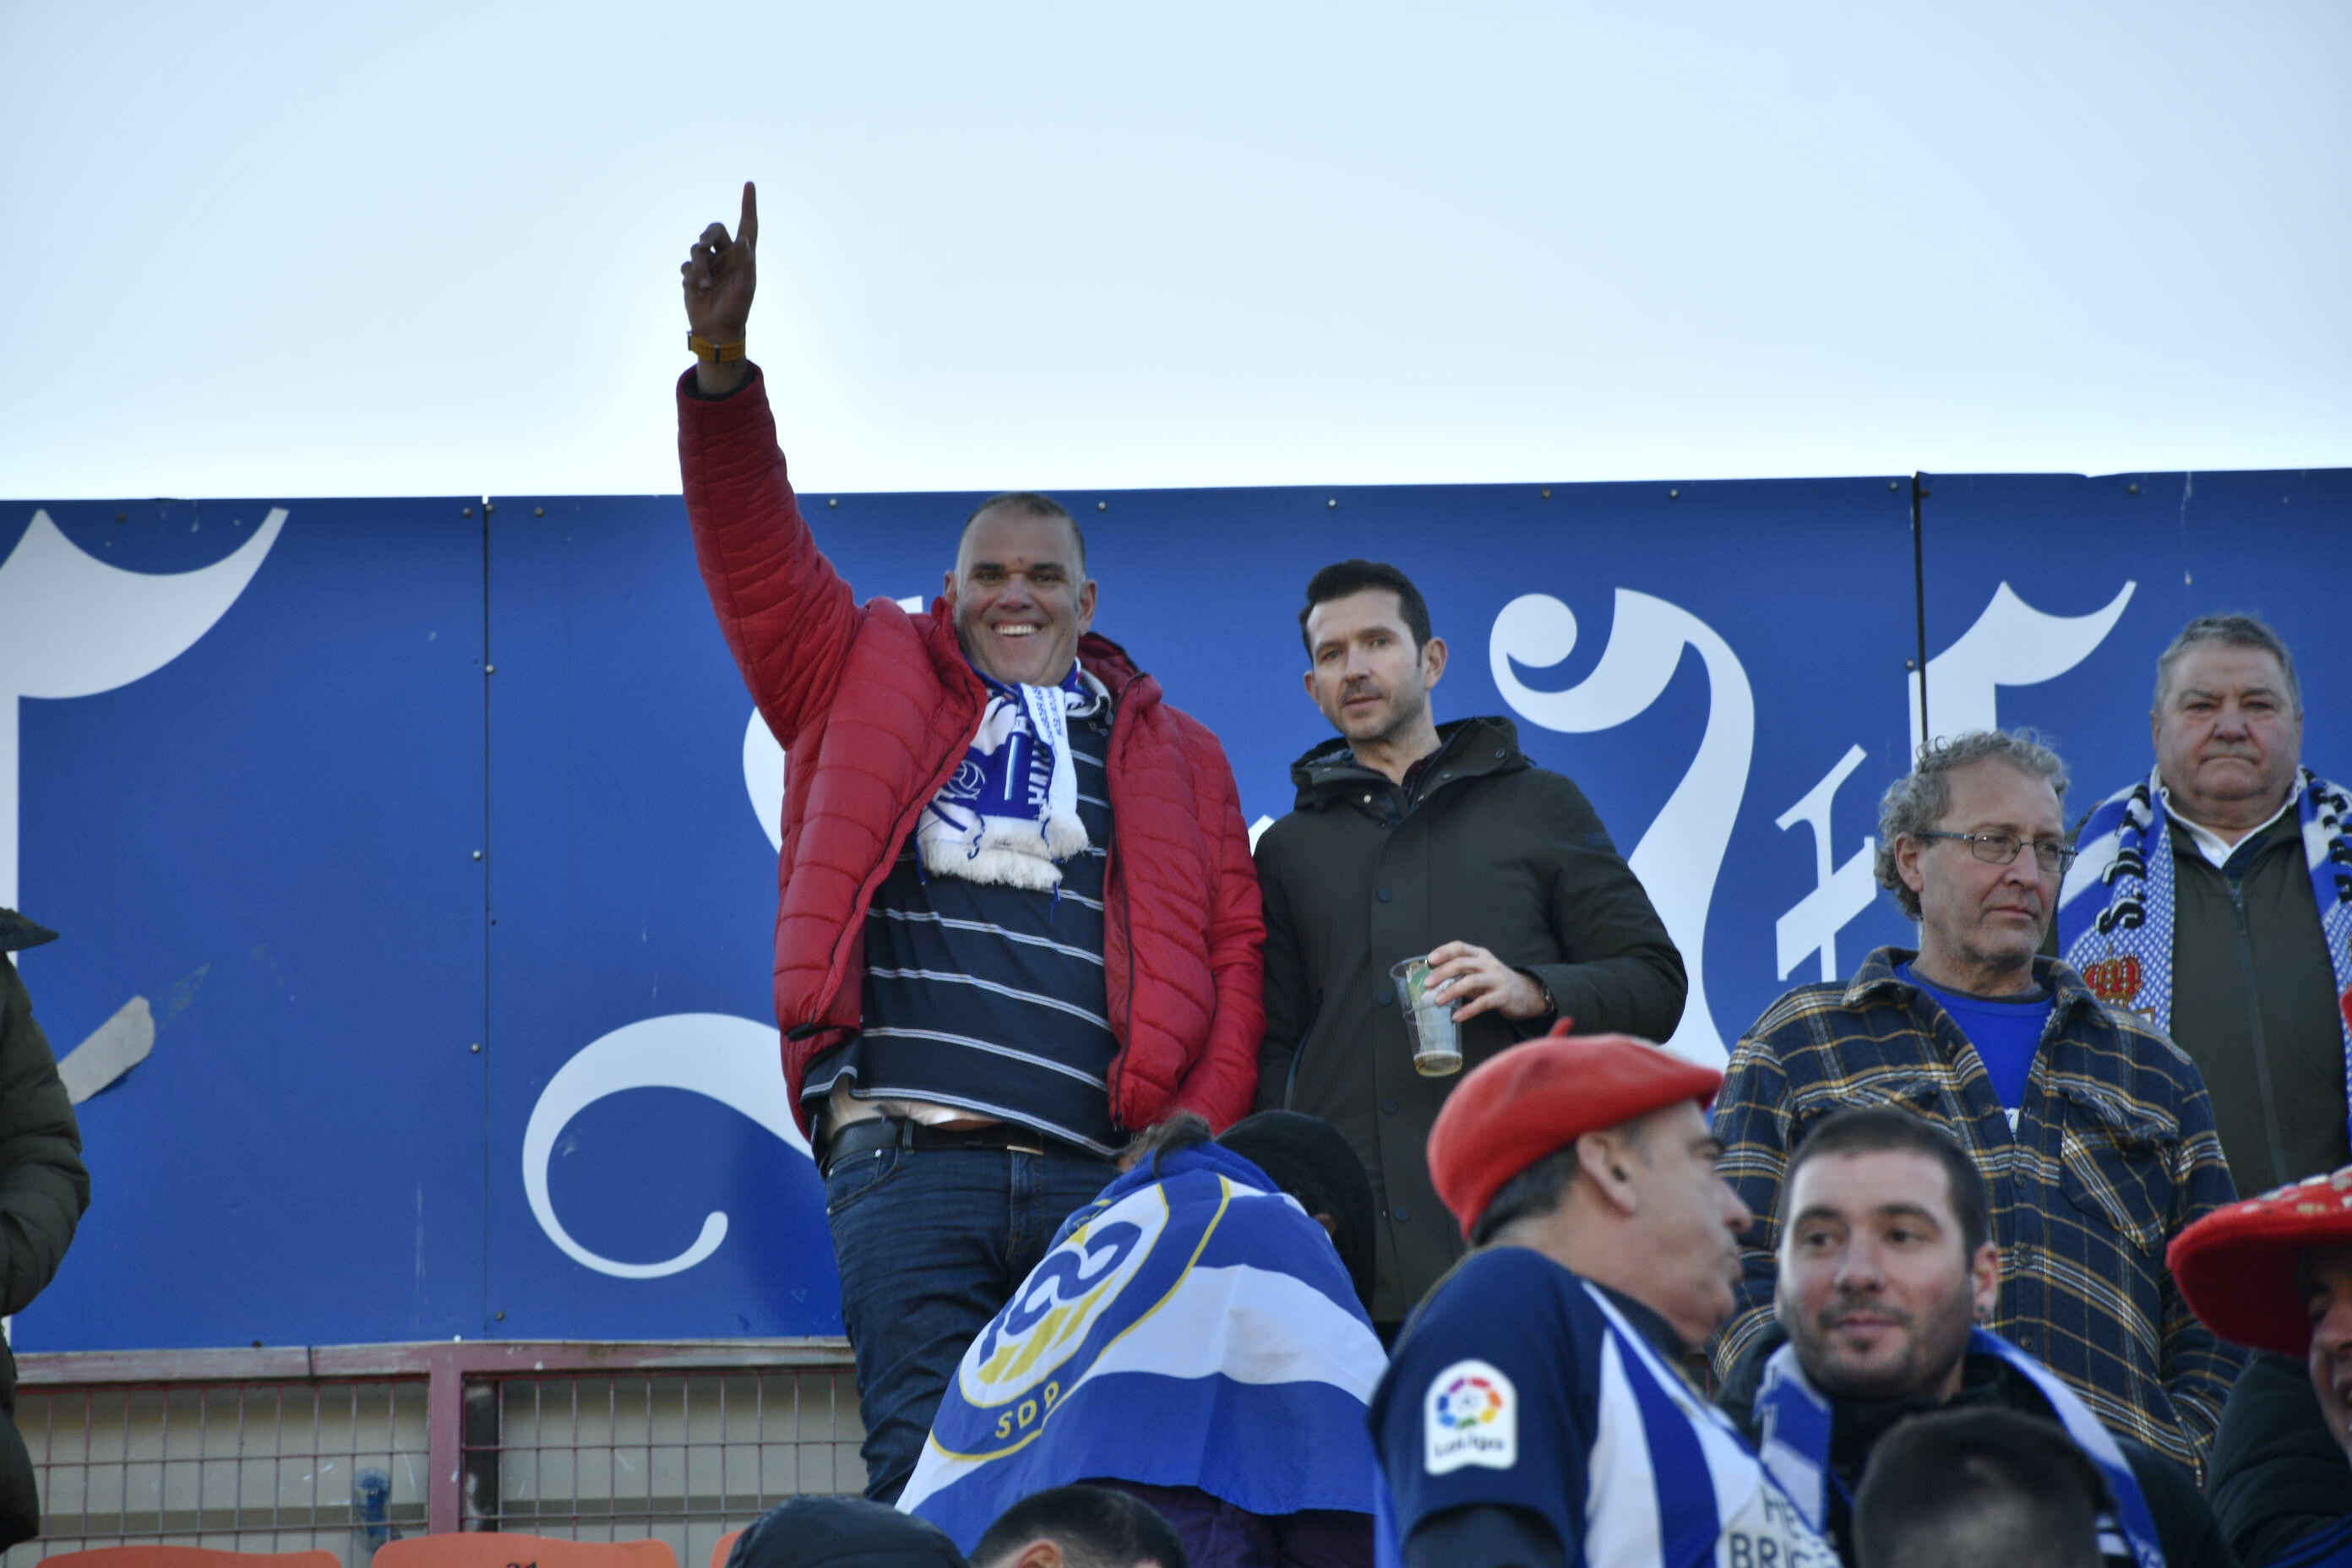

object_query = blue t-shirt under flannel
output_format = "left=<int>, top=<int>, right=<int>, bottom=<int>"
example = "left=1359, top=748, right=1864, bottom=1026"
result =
left=1897, top=960, right=2054, bottom=1113
left=804, top=706, right=1119, bottom=1154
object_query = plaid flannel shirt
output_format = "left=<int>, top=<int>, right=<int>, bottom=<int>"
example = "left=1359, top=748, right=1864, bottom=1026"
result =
left=1710, top=946, right=2240, bottom=1477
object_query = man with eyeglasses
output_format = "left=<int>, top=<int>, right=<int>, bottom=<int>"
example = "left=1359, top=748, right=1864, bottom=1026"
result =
left=2059, top=612, right=2352, bottom=1200
left=1711, top=729, right=2240, bottom=1478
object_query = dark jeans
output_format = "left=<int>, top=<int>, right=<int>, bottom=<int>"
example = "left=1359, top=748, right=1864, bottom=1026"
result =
left=824, top=1140, right=1113, bottom=1502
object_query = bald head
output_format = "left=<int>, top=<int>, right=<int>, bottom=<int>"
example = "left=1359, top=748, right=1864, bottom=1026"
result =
left=957, top=492, right=1086, bottom=575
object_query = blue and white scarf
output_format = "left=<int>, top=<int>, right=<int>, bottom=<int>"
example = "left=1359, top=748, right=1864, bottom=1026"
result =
left=915, top=663, right=1104, bottom=890
left=1753, top=1328, right=2165, bottom=1568
left=2058, top=766, right=2352, bottom=1141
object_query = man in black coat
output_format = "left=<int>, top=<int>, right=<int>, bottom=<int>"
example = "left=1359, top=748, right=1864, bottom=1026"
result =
left=1718, top=1106, right=2232, bottom=1568
left=0, top=908, right=91, bottom=1549
left=1254, top=558, right=1685, bottom=1332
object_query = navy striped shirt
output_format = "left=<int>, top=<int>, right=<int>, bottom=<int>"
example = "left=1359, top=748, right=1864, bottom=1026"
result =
left=803, top=709, right=1120, bottom=1153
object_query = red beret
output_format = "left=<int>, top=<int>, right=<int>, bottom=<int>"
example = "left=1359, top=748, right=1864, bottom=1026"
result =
left=2168, top=1165, right=2352, bottom=1355
left=1426, top=1022, right=1723, bottom=1239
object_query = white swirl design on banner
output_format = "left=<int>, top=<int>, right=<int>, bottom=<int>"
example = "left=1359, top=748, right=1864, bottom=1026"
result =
left=528, top=596, right=928, bottom=1280
left=0, top=507, right=286, bottom=910
left=520, top=1012, right=808, bottom=1279
left=1909, top=581, right=2136, bottom=743
left=743, top=708, right=787, bottom=853
left=1490, top=590, right=1755, bottom=1067
left=1773, top=744, right=1877, bottom=984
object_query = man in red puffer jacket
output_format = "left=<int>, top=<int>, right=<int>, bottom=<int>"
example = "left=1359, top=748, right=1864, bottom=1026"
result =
left=675, top=182, right=1264, bottom=1503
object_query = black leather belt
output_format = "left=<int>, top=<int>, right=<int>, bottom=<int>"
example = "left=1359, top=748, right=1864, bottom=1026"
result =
left=819, top=1116, right=1050, bottom=1177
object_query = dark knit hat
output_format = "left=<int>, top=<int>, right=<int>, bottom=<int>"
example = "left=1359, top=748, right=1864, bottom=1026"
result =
left=2169, top=1165, right=2352, bottom=1356
left=1220, top=1109, right=1378, bottom=1310
left=726, top=1495, right=971, bottom=1568
left=1426, top=1022, right=1722, bottom=1239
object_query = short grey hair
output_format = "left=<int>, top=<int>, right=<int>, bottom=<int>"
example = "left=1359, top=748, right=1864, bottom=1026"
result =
left=2153, top=612, right=2302, bottom=716
left=1874, top=730, right=2070, bottom=919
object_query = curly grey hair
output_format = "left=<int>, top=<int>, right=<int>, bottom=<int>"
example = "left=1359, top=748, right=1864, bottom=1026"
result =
left=2153, top=612, right=2302, bottom=716
left=1874, top=730, right=2070, bottom=918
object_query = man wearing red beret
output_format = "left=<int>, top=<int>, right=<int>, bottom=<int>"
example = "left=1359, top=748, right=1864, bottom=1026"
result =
left=2171, top=1168, right=2352, bottom=1566
left=1366, top=1027, right=1834, bottom=1568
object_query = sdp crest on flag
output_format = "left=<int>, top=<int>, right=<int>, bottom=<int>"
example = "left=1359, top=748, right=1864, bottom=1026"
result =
left=946, top=1184, right=1175, bottom=1453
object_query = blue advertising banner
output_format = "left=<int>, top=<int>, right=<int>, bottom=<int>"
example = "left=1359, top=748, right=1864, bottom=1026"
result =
left=8, top=498, right=488, bottom=1348
left=1914, top=471, right=2345, bottom=799
left=7, top=466, right=2344, bottom=1348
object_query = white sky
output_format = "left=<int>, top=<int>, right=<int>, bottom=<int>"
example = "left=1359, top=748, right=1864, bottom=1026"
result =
left=4, top=3, right=2348, bottom=499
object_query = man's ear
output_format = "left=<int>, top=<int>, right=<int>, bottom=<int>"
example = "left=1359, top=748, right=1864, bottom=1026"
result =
left=1893, top=832, right=1927, bottom=896
left=1075, top=576, right=1097, bottom=634
left=941, top=566, right=959, bottom=610
left=1968, top=1241, right=2001, bottom=1323
left=1574, top=1131, right=1639, bottom=1214
left=1420, top=634, right=1448, bottom=690
left=976, top=1540, right=1064, bottom=1568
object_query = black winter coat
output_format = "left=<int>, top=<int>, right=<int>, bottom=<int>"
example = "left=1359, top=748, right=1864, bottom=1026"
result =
left=2208, top=1349, right=2352, bottom=1567
left=1254, top=716, right=1685, bottom=1322
left=0, top=910, right=91, bottom=1549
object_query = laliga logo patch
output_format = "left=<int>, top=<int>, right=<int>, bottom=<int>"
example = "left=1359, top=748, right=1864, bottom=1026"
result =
left=1424, top=1358, right=1516, bottom=1474
left=960, top=1190, right=1167, bottom=1407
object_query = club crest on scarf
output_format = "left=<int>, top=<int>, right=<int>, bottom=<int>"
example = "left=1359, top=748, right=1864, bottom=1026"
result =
left=917, top=666, right=1103, bottom=890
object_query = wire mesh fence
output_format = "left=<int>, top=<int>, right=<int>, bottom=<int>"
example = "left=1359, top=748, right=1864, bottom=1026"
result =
left=3, top=1344, right=859, bottom=1568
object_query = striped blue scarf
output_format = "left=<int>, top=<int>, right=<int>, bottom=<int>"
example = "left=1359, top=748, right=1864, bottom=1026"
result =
left=915, top=662, right=1102, bottom=890
left=1754, top=1327, right=2164, bottom=1568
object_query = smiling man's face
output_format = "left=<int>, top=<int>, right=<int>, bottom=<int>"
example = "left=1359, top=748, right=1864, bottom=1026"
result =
left=1778, top=1146, right=1998, bottom=1402
left=945, top=506, right=1096, bottom=687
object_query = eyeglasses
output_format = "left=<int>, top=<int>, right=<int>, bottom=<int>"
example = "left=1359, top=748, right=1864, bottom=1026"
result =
left=1917, top=830, right=2077, bottom=874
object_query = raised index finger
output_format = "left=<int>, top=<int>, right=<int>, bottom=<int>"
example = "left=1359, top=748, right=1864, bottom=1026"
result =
left=738, top=181, right=759, bottom=250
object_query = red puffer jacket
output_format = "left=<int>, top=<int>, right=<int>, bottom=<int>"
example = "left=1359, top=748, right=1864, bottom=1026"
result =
left=678, top=370, right=1262, bottom=1140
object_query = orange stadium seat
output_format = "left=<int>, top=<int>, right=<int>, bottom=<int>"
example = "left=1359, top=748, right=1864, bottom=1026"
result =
left=43, top=1551, right=340, bottom=1568
left=372, top=1534, right=677, bottom=1568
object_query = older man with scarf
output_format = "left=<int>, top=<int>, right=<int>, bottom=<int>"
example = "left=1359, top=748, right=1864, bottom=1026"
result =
left=676, top=183, right=1264, bottom=1503
left=2060, top=612, right=2352, bottom=1197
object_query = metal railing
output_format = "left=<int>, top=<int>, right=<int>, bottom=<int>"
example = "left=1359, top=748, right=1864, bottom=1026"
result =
left=6, top=1341, right=860, bottom=1568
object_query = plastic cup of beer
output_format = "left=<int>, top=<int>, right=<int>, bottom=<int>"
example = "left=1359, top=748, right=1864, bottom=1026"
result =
left=1390, top=956, right=1463, bottom=1077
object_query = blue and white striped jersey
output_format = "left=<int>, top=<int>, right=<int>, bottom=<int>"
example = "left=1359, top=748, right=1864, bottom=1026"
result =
left=1372, top=1246, right=1840, bottom=1568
